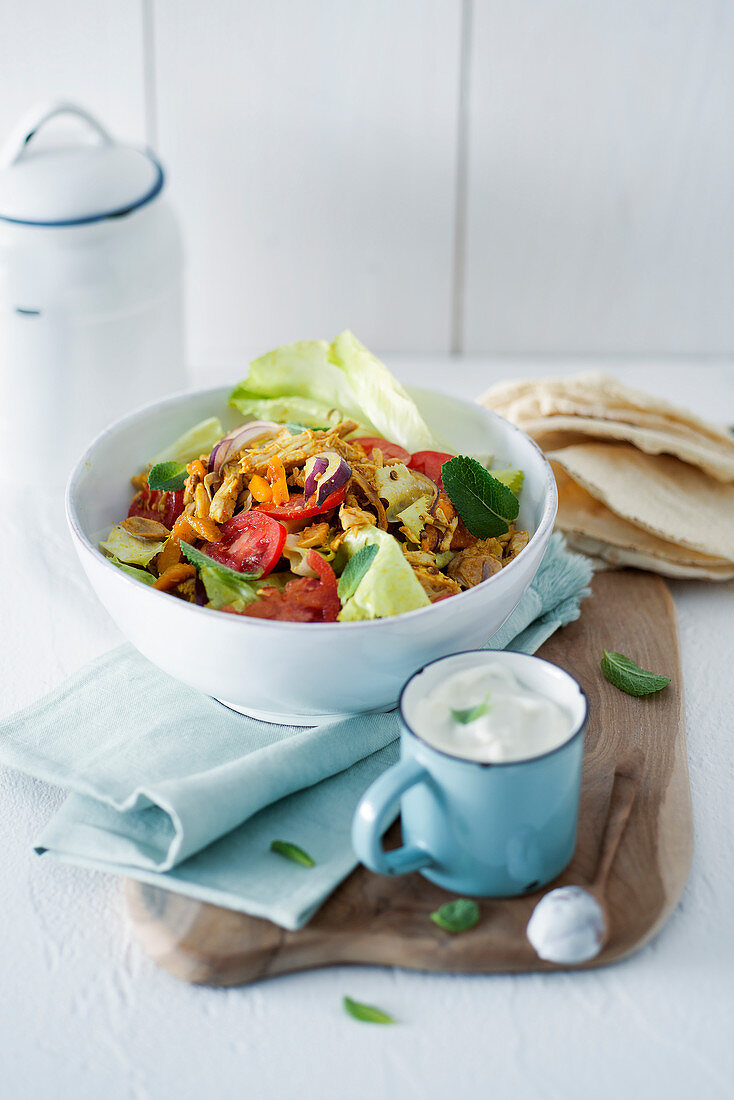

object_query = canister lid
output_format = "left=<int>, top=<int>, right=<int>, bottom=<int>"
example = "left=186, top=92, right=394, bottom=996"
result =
left=0, top=101, right=164, bottom=226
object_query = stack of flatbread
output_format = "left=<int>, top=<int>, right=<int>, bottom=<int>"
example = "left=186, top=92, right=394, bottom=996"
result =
left=479, top=372, right=734, bottom=580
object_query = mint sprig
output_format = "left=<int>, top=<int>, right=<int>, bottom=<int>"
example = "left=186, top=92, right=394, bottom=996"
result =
left=180, top=541, right=261, bottom=582
left=270, top=839, right=316, bottom=867
left=343, top=997, right=396, bottom=1024
left=441, top=456, right=519, bottom=538
left=337, top=544, right=379, bottom=600
left=430, top=899, right=480, bottom=933
left=450, top=694, right=490, bottom=725
left=148, top=461, right=189, bottom=491
left=601, top=650, right=671, bottom=697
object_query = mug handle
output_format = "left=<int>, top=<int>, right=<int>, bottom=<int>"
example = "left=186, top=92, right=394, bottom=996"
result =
left=352, top=756, right=434, bottom=875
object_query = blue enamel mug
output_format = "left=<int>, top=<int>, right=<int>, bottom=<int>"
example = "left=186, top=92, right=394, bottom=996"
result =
left=352, top=652, right=587, bottom=897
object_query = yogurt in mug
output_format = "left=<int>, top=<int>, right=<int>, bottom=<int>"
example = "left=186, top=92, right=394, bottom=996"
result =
left=411, top=661, right=574, bottom=764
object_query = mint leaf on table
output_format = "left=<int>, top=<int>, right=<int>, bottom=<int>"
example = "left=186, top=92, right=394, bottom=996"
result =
left=343, top=997, right=396, bottom=1024
left=270, top=840, right=316, bottom=867
left=600, top=650, right=671, bottom=697
left=337, top=544, right=379, bottom=600
left=430, top=899, right=480, bottom=933
left=450, top=694, right=490, bottom=725
left=147, top=461, right=189, bottom=491
left=441, top=456, right=519, bottom=538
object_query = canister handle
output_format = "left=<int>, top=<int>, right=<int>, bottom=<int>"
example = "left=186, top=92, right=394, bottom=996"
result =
left=0, top=101, right=114, bottom=169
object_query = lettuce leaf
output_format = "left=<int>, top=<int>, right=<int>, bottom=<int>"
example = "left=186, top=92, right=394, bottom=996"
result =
left=337, top=527, right=430, bottom=621
left=150, top=417, right=224, bottom=466
left=229, top=331, right=441, bottom=452
left=329, top=331, right=436, bottom=452
left=100, top=525, right=167, bottom=567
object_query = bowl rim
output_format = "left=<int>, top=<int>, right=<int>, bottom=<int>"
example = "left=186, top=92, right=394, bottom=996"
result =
left=65, top=382, right=558, bottom=632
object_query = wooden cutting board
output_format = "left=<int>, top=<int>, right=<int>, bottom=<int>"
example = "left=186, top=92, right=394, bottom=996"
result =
left=125, top=571, right=692, bottom=986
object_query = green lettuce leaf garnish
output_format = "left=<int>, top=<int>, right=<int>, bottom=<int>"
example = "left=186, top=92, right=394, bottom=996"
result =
left=337, top=527, right=430, bottom=621
left=441, top=456, right=519, bottom=539
left=100, top=525, right=167, bottom=567
left=229, top=332, right=441, bottom=453
left=150, top=417, right=223, bottom=467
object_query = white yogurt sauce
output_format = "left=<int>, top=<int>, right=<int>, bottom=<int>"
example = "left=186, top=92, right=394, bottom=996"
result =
left=411, top=662, right=573, bottom=763
left=526, top=885, right=606, bottom=964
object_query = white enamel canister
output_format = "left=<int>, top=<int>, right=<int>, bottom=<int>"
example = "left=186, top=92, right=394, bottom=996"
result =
left=0, top=102, right=185, bottom=484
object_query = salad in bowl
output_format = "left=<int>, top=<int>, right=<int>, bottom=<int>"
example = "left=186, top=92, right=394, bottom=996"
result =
left=100, top=332, right=530, bottom=624
left=68, top=332, right=556, bottom=720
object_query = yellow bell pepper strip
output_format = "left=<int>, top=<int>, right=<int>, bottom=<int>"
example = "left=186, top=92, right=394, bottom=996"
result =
left=267, top=457, right=290, bottom=506
left=249, top=474, right=273, bottom=503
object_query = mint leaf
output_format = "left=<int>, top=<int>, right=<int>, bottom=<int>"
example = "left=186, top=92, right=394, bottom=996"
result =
left=270, top=840, right=315, bottom=867
left=491, top=467, right=524, bottom=496
left=180, top=541, right=262, bottom=609
left=337, top=544, right=379, bottom=600
left=451, top=694, right=490, bottom=725
left=148, top=461, right=189, bottom=491
left=107, top=556, right=157, bottom=585
left=441, top=456, right=519, bottom=538
left=180, top=541, right=260, bottom=582
left=430, top=899, right=480, bottom=933
left=601, top=650, right=671, bottom=697
left=343, top=997, right=396, bottom=1024
left=285, top=422, right=331, bottom=435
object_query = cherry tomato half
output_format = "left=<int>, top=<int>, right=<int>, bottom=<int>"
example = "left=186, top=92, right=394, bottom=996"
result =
left=353, top=436, right=411, bottom=464
left=205, top=511, right=286, bottom=576
left=128, top=485, right=185, bottom=530
left=230, top=551, right=339, bottom=622
left=255, top=486, right=347, bottom=521
left=408, top=450, right=455, bottom=489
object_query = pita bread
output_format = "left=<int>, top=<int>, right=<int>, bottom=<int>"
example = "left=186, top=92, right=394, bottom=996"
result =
left=562, top=531, right=734, bottom=580
left=550, top=443, right=734, bottom=561
left=520, top=416, right=734, bottom=482
left=552, top=463, right=734, bottom=579
left=481, top=371, right=734, bottom=448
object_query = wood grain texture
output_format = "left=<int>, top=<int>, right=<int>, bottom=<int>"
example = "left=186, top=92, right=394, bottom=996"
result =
left=152, top=0, right=462, bottom=366
left=463, top=0, right=734, bottom=355
left=126, top=571, right=692, bottom=986
left=0, top=1, right=146, bottom=144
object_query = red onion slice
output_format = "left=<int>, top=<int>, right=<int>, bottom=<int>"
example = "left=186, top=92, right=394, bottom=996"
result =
left=208, top=420, right=281, bottom=474
left=304, top=451, right=352, bottom=505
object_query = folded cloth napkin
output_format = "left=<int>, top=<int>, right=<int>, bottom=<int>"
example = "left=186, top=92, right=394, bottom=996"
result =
left=0, top=534, right=591, bottom=930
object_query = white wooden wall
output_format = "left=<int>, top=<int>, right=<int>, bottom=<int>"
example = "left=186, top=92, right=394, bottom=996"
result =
left=2, top=0, right=733, bottom=366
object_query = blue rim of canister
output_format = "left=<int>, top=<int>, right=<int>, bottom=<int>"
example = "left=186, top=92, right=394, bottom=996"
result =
left=0, top=153, right=165, bottom=227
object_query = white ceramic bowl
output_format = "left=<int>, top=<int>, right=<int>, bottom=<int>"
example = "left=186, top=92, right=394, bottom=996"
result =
left=66, top=385, right=557, bottom=723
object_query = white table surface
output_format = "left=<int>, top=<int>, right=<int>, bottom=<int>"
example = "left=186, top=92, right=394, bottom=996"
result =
left=1, top=356, right=732, bottom=1100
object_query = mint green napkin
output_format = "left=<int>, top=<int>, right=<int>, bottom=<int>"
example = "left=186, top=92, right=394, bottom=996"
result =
left=0, top=534, right=591, bottom=930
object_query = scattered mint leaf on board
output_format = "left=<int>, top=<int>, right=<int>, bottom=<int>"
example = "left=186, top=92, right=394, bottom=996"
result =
left=270, top=840, right=316, bottom=867
left=147, top=461, right=189, bottom=491
left=441, top=456, right=519, bottom=539
left=343, top=997, right=396, bottom=1024
left=451, top=694, right=491, bottom=725
left=337, top=544, right=379, bottom=600
left=600, top=650, right=671, bottom=697
left=430, top=899, right=480, bottom=933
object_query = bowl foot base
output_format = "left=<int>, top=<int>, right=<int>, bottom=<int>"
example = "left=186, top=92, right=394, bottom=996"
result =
left=213, top=698, right=397, bottom=727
